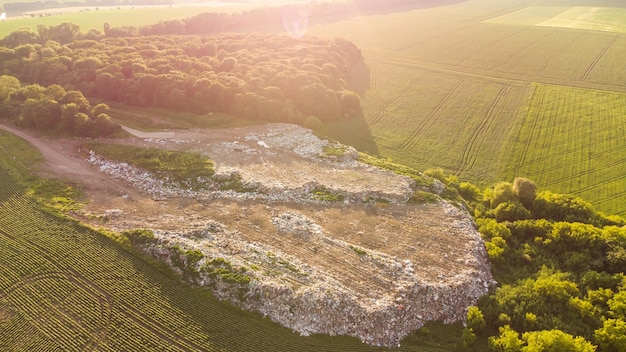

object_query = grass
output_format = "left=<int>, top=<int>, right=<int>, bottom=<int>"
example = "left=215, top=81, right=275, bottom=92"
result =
left=307, top=0, right=626, bottom=216
left=85, top=141, right=215, bottom=188
left=499, top=83, right=626, bottom=217
left=109, top=104, right=260, bottom=132
left=310, top=186, right=344, bottom=202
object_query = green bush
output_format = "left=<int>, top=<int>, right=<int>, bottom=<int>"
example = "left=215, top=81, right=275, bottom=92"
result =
left=512, top=177, right=537, bottom=210
left=310, top=187, right=344, bottom=202
left=490, top=201, right=532, bottom=223
left=122, top=229, right=156, bottom=245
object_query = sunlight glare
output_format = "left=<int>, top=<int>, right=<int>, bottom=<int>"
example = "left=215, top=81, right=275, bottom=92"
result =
left=282, top=6, right=308, bottom=38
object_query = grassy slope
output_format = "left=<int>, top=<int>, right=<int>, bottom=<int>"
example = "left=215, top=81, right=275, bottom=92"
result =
left=0, top=130, right=454, bottom=351
left=309, top=0, right=626, bottom=215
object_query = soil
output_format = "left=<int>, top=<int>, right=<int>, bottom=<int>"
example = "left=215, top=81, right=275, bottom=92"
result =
left=0, top=121, right=493, bottom=347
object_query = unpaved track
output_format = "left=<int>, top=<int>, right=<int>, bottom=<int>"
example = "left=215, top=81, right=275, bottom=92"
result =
left=0, top=123, right=140, bottom=199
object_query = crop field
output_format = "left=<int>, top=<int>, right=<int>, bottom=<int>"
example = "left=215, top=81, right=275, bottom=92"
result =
left=0, top=131, right=452, bottom=351
left=333, top=60, right=532, bottom=183
left=500, top=83, right=626, bottom=217
left=310, top=0, right=626, bottom=215
left=487, top=6, right=626, bottom=34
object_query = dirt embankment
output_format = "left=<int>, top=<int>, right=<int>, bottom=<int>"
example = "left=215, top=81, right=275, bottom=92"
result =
left=1, top=122, right=493, bottom=347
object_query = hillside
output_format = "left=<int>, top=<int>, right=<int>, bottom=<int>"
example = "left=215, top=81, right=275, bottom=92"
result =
left=0, top=121, right=492, bottom=347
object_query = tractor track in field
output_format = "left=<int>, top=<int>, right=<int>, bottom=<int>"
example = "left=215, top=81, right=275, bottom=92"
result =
left=523, top=139, right=625, bottom=172
left=456, top=84, right=513, bottom=174
left=118, top=302, right=207, bottom=351
left=581, top=34, right=619, bottom=82
left=0, top=270, right=111, bottom=351
left=513, top=86, right=544, bottom=176
left=539, top=158, right=626, bottom=190
left=369, top=65, right=426, bottom=127
left=535, top=32, right=587, bottom=78
left=399, top=79, right=465, bottom=151
left=492, top=28, right=557, bottom=71
left=366, top=49, right=626, bottom=94
left=0, top=223, right=113, bottom=351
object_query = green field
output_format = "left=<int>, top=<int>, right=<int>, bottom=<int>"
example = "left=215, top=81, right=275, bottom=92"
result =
left=0, top=131, right=454, bottom=351
left=309, top=0, right=626, bottom=216
left=501, top=83, right=626, bottom=216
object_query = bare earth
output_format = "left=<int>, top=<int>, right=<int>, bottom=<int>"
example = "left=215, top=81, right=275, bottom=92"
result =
left=0, top=122, right=493, bottom=347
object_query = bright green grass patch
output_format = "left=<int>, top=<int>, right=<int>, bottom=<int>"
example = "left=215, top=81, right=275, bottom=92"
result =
left=500, top=83, right=626, bottom=217
left=537, top=7, right=626, bottom=34
left=85, top=141, right=214, bottom=186
left=310, top=186, right=344, bottom=202
left=484, top=6, right=626, bottom=33
left=0, top=129, right=83, bottom=211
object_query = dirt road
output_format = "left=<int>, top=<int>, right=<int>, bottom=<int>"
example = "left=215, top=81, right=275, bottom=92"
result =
left=0, top=122, right=140, bottom=199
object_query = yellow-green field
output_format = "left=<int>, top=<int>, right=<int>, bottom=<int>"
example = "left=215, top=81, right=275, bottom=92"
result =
left=310, top=0, right=626, bottom=216
left=487, top=6, right=626, bottom=34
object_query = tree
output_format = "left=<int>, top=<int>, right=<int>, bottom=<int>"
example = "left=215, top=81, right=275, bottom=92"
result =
left=489, top=325, right=523, bottom=352
left=303, top=115, right=323, bottom=132
left=513, top=177, right=537, bottom=210
left=521, top=329, right=596, bottom=351
left=0, top=75, right=20, bottom=102
left=491, top=201, right=532, bottom=222
left=533, top=191, right=596, bottom=224
left=608, top=290, right=626, bottom=319
left=489, top=182, right=516, bottom=208
left=594, top=319, right=626, bottom=352
left=467, top=306, right=486, bottom=331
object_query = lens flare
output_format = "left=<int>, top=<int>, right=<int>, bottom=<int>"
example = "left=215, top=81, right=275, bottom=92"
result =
left=0, top=13, right=6, bottom=20
left=282, top=6, right=308, bottom=39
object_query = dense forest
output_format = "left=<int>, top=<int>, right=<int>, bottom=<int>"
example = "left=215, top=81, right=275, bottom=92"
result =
left=0, top=23, right=363, bottom=128
left=0, top=75, right=120, bottom=136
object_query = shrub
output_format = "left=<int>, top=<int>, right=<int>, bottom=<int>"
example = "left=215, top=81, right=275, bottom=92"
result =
left=459, top=181, right=481, bottom=201
left=513, top=177, right=537, bottom=210
left=122, top=229, right=155, bottom=245
left=489, top=182, right=516, bottom=208
left=533, top=191, right=596, bottom=224
left=303, top=115, right=323, bottom=132
left=490, top=201, right=532, bottom=223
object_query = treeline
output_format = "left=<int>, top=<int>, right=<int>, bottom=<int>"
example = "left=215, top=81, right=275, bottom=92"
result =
left=0, top=75, right=120, bottom=137
left=1, top=0, right=172, bottom=14
left=103, top=0, right=446, bottom=38
left=430, top=173, right=626, bottom=351
left=0, top=24, right=362, bottom=125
